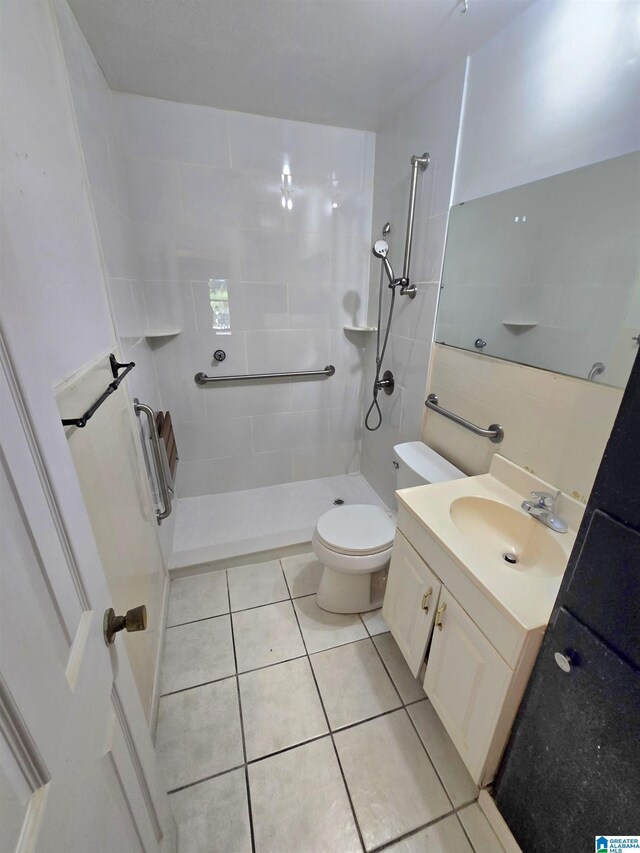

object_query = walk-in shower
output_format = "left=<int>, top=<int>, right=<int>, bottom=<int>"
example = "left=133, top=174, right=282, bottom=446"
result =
left=365, top=153, right=430, bottom=431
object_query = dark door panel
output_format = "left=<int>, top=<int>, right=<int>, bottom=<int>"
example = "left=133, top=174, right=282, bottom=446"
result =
left=563, top=511, right=640, bottom=668
left=496, top=607, right=640, bottom=852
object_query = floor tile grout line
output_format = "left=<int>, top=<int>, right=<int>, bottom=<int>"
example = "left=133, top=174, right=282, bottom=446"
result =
left=162, top=618, right=474, bottom=798
left=164, top=559, right=480, bottom=849
left=369, top=806, right=461, bottom=853
left=159, top=672, right=236, bottom=699
left=163, top=698, right=481, bottom=812
left=455, top=805, right=486, bottom=853
left=360, top=625, right=473, bottom=815
left=283, top=569, right=368, bottom=853
left=167, top=762, right=247, bottom=795
left=167, top=611, right=230, bottom=630
left=370, top=630, right=458, bottom=811
left=160, top=628, right=413, bottom=699
left=402, top=704, right=456, bottom=811
left=245, top=730, right=330, bottom=767
left=367, top=632, right=407, bottom=708
left=168, top=753, right=484, bottom=853
left=454, top=798, right=482, bottom=813
left=165, top=733, right=486, bottom=797
left=166, top=572, right=311, bottom=631
left=225, top=570, right=256, bottom=853
left=230, top=594, right=291, bottom=615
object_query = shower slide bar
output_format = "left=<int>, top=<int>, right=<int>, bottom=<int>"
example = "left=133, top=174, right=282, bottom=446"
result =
left=134, top=399, right=174, bottom=523
left=194, top=365, right=335, bottom=384
left=61, top=354, right=135, bottom=428
left=425, top=393, right=504, bottom=444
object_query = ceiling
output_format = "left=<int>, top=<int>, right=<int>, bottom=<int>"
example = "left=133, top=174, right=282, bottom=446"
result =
left=68, top=0, right=533, bottom=131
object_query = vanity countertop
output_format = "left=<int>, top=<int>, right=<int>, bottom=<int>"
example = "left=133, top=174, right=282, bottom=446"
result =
left=395, top=455, right=584, bottom=631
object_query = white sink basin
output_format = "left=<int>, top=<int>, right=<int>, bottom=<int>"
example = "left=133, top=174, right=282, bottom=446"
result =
left=394, top=455, right=583, bottom=630
left=449, top=496, right=566, bottom=578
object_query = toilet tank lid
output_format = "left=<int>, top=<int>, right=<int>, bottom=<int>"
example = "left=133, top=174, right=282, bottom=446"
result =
left=393, top=441, right=466, bottom=484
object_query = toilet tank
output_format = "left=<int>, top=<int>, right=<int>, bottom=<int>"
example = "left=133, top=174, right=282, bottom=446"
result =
left=393, top=441, right=466, bottom=490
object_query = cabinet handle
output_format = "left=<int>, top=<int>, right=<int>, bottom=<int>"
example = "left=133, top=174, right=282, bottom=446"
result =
left=421, top=587, right=433, bottom=612
left=435, top=601, right=447, bottom=630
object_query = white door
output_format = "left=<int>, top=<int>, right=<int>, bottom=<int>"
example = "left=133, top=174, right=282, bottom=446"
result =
left=423, top=590, right=512, bottom=784
left=0, top=341, right=176, bottom=852
left=382, top=531, right=442, bottom=677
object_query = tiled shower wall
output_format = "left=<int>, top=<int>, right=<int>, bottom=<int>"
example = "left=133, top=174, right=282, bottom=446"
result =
left=113, top=93, right=375, bottom=496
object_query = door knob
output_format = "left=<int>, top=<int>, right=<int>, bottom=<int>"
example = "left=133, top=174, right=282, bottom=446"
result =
left=554, top=649, right=577, bottom=673
left=104, top=605, right=147, bottom=646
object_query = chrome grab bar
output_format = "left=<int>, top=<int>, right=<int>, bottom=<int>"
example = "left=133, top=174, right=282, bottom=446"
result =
left=134, top=399, right=172, bottom=523
left=425, top=393, right=504, bottom=444
left=403, top=153, right=430, bottom=281
left=194, top=365, right=335, bottom=385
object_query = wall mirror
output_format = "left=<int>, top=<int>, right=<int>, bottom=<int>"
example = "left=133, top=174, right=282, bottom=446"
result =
left=435, top=150, right=640, bottom=388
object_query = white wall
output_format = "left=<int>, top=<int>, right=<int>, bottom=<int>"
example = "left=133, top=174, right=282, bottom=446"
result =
left=1, top=0, right=167, bottom=718
left=1, top=1, right=114, bottom=387
left=114, top=93, right=375, bottom=496
left=53, top=1, right=164, bottom=412
left=360, top=63, right=467, bottom=507
left=52, top=0, right=175, bottom=561
left=363, top=0, right=640, bottom=507
left=454, top=0, right=640, bottom=204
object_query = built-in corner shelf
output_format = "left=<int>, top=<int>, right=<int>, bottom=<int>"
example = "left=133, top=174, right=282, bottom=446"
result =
left=502, top=320, right=538, bottom=330
left=144, top=328, right=182, bottom=339
left=343, top=325, right=378, bottom=333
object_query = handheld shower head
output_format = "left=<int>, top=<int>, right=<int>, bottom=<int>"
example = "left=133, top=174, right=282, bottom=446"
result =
left=372, top=239, right=396, bottom=285
left=372, top=239, right=389, bottom=259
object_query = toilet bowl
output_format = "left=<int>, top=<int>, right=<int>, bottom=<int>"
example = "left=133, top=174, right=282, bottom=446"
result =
left=312, top=442, right=466, bottom=614
left=313, top=504, right=395, bottom=613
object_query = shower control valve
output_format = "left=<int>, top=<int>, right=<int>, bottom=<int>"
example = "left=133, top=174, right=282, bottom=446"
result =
left=213, top=349, right=226, bottom=362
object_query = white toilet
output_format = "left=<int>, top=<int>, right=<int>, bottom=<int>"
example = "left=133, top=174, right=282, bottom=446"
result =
left=312, top=441, right=466, bottom=614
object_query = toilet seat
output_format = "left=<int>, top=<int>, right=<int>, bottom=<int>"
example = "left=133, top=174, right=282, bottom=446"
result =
left=315, top=504, right=395, bottom=556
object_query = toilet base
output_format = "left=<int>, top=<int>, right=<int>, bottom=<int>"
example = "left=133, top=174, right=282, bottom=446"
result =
left=316, top=566, right=387, bottom=614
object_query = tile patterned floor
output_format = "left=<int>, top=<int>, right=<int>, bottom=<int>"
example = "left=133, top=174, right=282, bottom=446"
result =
left=156, top=552, right=506, bottom=853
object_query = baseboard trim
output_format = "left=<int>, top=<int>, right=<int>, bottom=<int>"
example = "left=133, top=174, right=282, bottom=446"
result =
left=148, top=570, right=171, bottom=740
left=478, top=790, right=523, bottom=853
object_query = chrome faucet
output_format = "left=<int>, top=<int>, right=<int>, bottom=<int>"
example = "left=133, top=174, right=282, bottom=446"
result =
left=521, top=490, right=568, bottom=533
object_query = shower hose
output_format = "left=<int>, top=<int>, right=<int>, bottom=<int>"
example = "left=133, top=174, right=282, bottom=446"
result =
left=364, top=262, right=396, bottom=431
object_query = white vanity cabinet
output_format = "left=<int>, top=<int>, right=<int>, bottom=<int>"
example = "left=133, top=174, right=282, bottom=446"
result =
left=383, top=514, right=544, bottom=786
left=423, top=591, right=512, bottom=782
left=382, top=532, right=442, bottom=677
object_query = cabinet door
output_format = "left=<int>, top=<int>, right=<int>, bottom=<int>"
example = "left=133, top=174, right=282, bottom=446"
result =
left=424, top=592, right=512, bottom=783
left=382, top=531, right=442, bottom=677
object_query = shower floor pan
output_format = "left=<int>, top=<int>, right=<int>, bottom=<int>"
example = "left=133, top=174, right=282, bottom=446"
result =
left=170, top=473, right=392, bottom=570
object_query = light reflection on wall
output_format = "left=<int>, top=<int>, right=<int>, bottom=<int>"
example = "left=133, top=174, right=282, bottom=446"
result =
left=209, top=278, right=231, bottom=332
left=281, top=163, right=293, bottom=210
